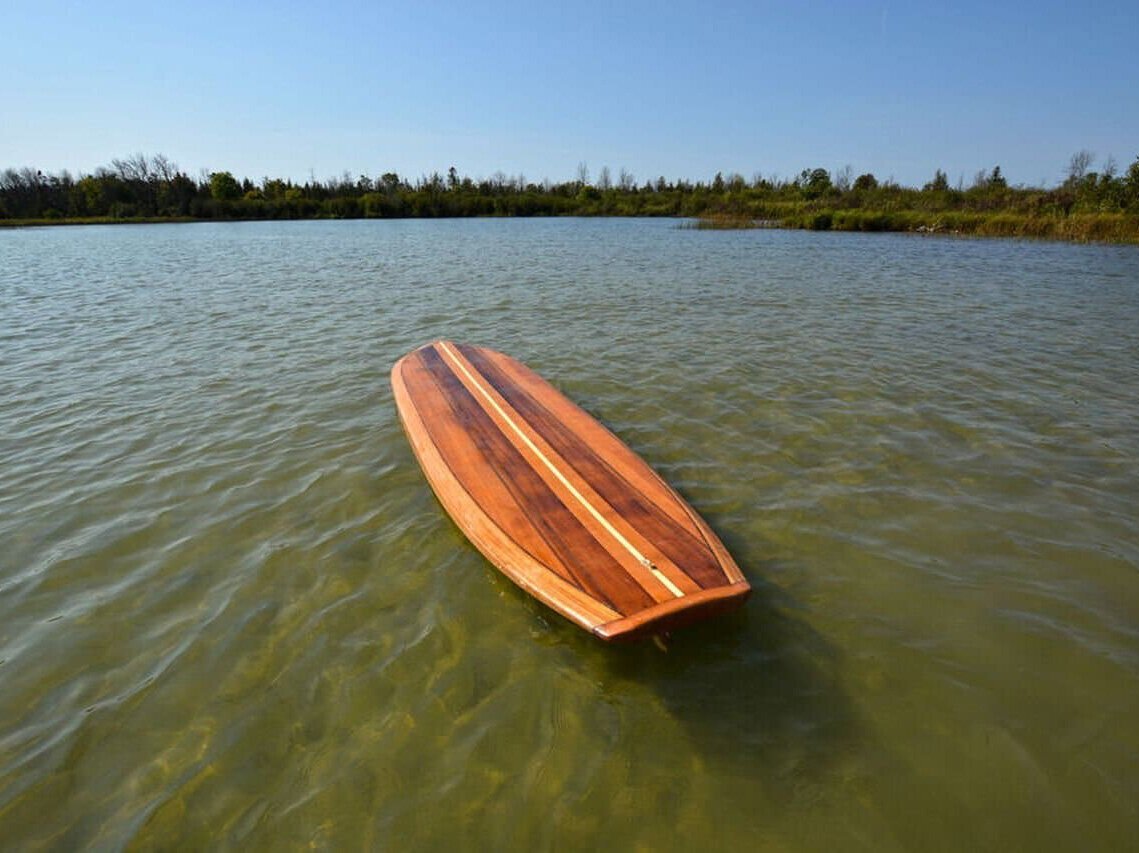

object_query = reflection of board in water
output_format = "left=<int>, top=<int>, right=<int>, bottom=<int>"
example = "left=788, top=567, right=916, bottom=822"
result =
left=391, top=340, right=750, bottom=641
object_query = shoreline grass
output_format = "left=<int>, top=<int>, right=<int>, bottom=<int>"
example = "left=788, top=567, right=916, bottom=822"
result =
left=0, top=215, right=198, bottom=228
left=5, top=211, right=1138, bottom=244
left=689, top=208, right=1139, bottom=244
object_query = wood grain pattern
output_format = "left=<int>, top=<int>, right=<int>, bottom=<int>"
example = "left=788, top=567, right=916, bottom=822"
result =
left=391, top=340, right=749, bottom=641
left=462, top=344, right=727, bottom=588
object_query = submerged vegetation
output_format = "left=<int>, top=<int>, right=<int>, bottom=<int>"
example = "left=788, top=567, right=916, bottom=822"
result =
left=3, top=152, right=1138, bottom=243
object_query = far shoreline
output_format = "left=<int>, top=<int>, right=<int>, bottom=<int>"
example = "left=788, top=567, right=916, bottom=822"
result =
left=3, top=212, right=1137, bottom=246
left=6, top=154, right=1137, bottom=245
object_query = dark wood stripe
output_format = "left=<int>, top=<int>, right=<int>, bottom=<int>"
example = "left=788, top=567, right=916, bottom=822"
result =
left=461, top=345, right=729, bottom=589
left=403, top=353, right=569, bottom=585
left=415, top=347, right=656, bottom=616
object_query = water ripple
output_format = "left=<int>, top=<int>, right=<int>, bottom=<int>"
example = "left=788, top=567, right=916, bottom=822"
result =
left=1, top=221, right=1137, bottom=849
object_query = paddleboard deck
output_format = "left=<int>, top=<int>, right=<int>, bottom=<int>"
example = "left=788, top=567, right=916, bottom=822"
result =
left=391, top=340, right=749, bottom=641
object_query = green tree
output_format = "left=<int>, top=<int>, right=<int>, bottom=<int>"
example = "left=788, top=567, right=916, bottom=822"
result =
left=77, top=174, right=106, bottom=214
left=209, top=171, right=241, bottom=201
left=263, top=178, right=289, bottom=200
left=924, top=169, right=949, bottom=192
left=853, top=173, right=878, bottom=191
left=380, top=172, right=402, bottom=193
left=163, top=173, right=198, bottom=215
left=801, top=167, right=832, bottom=198
left=1125, top=156, right=1139, bottom=208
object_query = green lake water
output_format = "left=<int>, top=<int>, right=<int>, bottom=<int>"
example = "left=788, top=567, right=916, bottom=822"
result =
left=1, top=219, right=1137, bottom=850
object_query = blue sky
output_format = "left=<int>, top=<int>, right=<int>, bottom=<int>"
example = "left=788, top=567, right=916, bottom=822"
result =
left=3, top=0, right=1137, bottom=188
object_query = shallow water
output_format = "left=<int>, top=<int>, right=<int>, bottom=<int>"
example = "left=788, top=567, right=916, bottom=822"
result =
left=1, top=219, right=1137, bottom=850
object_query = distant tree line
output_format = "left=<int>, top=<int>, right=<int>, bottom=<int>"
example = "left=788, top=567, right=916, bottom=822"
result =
left=2, top=151, right=1138, bottom=241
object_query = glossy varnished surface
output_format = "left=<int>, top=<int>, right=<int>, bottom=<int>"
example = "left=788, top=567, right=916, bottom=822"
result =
left=391, top=340, right=749, bottom=640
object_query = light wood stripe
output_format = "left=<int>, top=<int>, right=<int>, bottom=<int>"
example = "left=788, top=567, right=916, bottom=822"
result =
left=437, top=341, right=686, bottom=599
left=413, top=346, right=654, bottom=613
left=465, top=346, right=728, bottom=589
left=434, top=343, right=691, bottom=603
left=454, top=344, right=700, bottom=598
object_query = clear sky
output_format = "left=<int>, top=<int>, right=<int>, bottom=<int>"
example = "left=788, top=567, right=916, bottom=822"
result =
left=3, top=0, right=1137, bottom=188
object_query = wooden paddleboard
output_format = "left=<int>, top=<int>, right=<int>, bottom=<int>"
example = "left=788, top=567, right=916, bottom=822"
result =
left=391, top=341, right=750, bottom=641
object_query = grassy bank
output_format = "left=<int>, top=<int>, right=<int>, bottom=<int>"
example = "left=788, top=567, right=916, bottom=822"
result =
left=696, top=210, right=1139, bottom=243
left=0, top=215, right=196, bottom=228
left=7, top=210, right=1138, bottom=244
